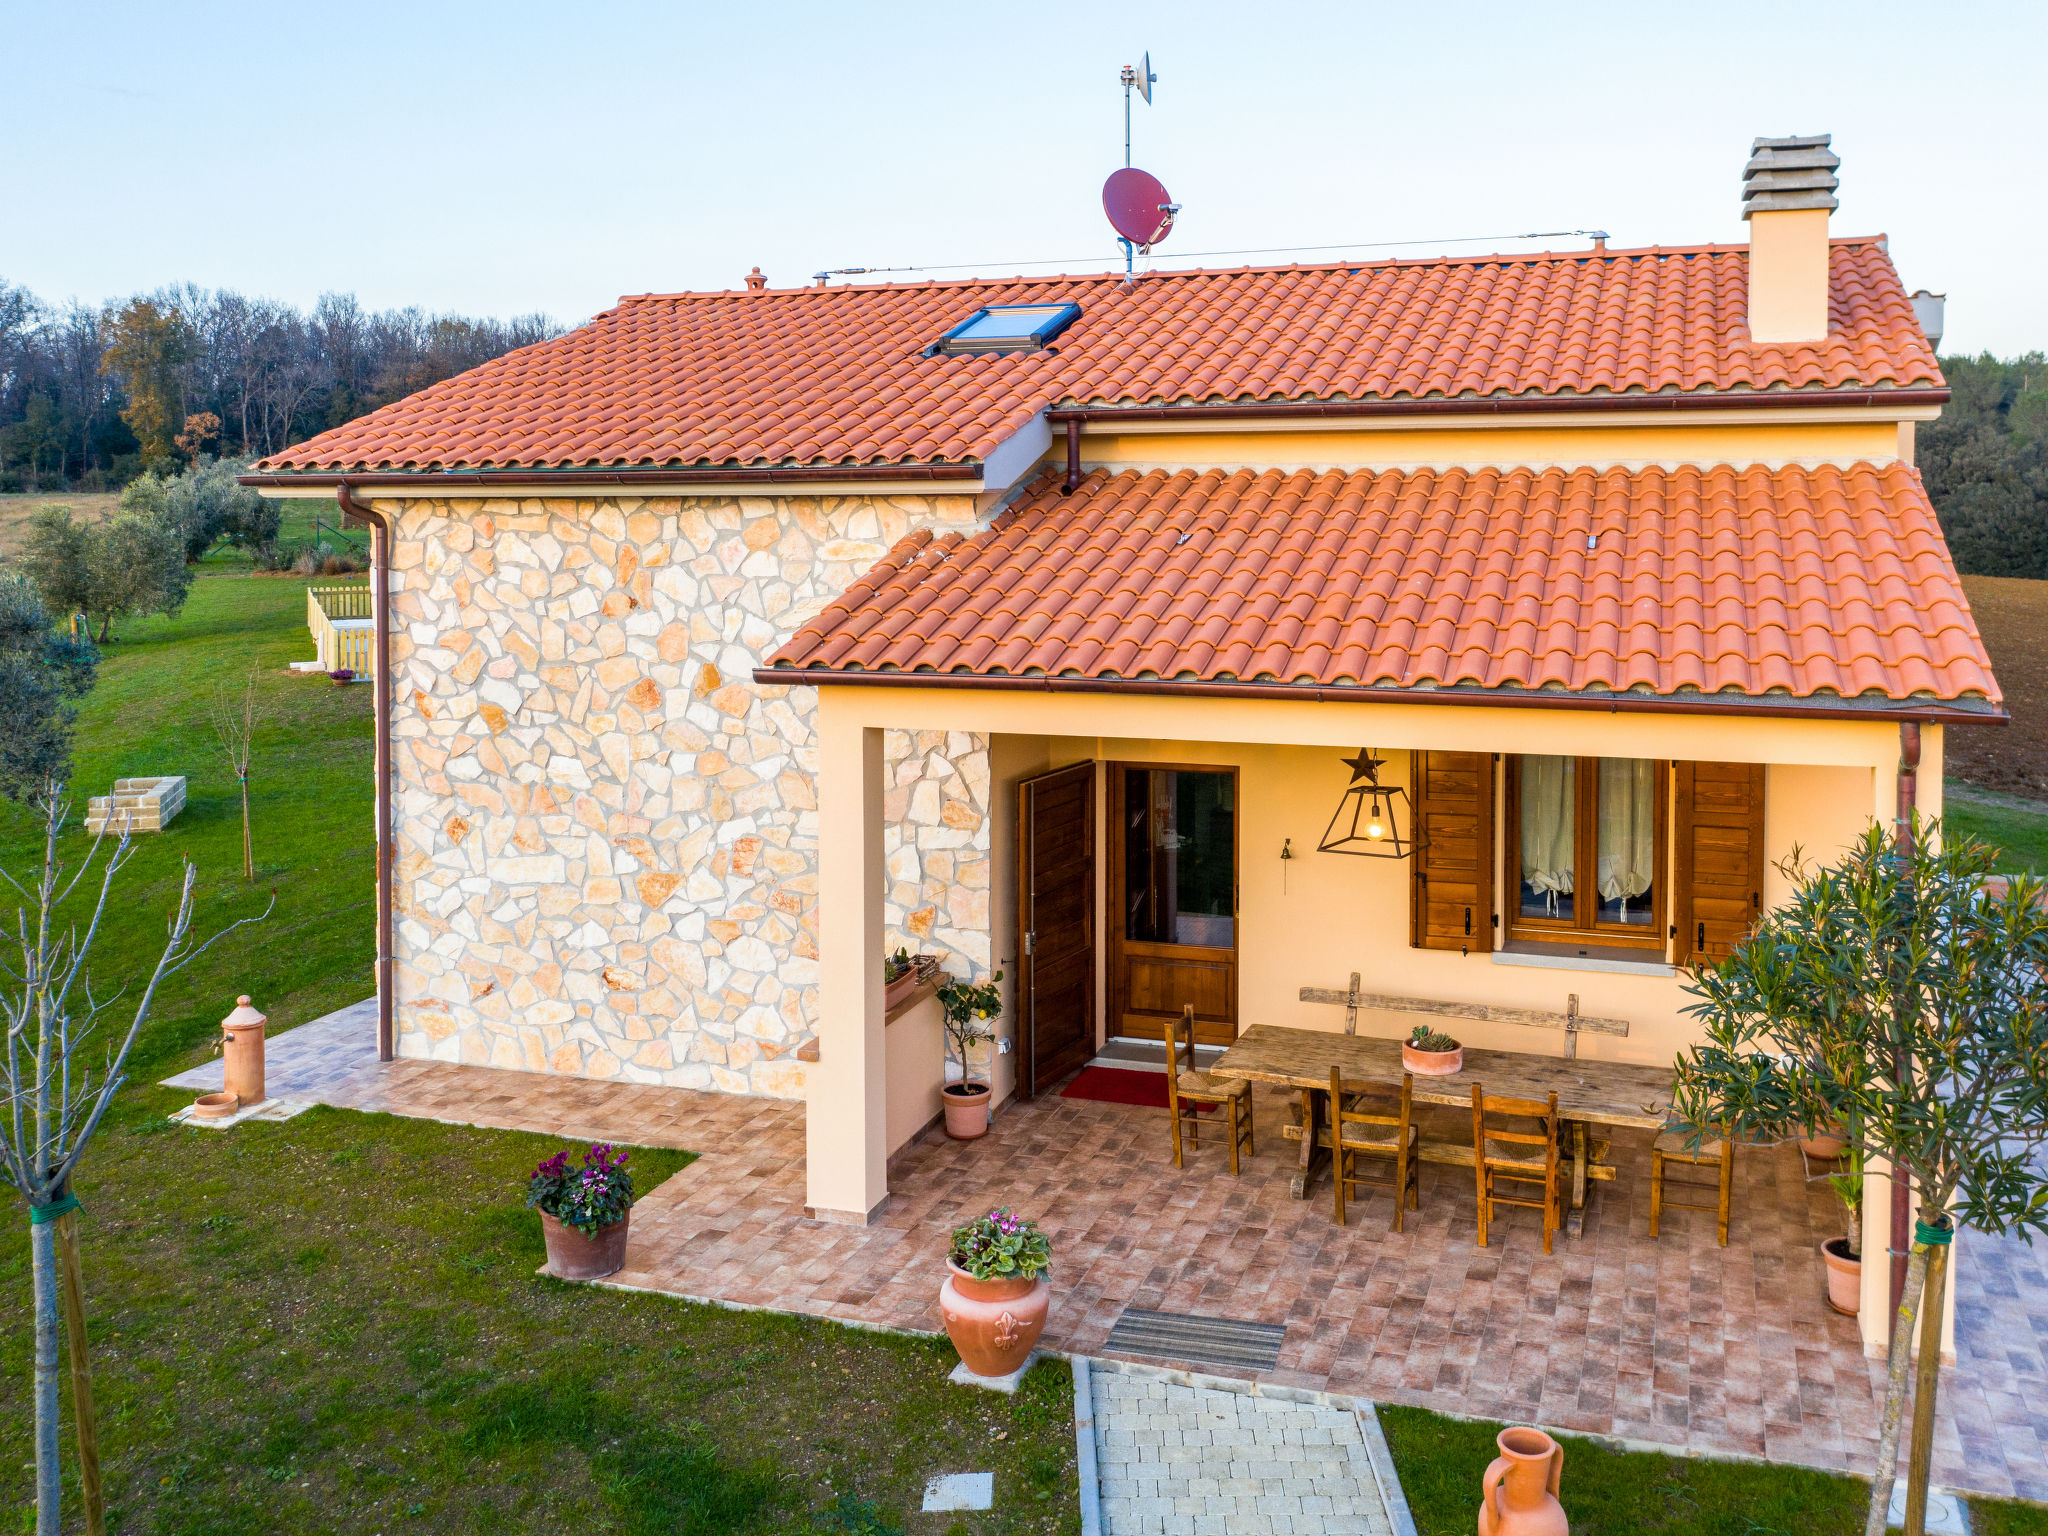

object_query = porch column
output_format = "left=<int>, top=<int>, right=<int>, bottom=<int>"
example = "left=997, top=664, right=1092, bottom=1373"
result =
left=805, top=698, right=890, bottom=1224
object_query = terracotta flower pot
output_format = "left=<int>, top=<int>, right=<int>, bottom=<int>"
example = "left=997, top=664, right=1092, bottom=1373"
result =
left=1402, top=1042, right=1464, bottom=1077
left=940, top=1260, right=1050, bottom=1378
left=328, top=668, right=355, bottom=687
left=943, top=1080, right=993, bottom=1139
left=191, top=1090, right=240, bottom=1120
left=885, top=970, right=920, bottom=1011
left=1822, top=1236, right=1861, bottom=1315
left=540, top=1210, right=631, bottom=1280
left=1477, top=1426, right=1568, bottom=1536
left=1800, top=1125, right=1847, bottom=1160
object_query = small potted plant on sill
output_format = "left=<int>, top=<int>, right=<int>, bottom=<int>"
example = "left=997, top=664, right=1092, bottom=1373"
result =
left=884, top=947, right=920, bottom=1012
left=938, top=969, right=1005, bottom=1139
left=1402, top=1023, right=1464, bottom=1076
left=1821, top=1142, right=1863, bottom=1315
left=526, top=1142, right=637, bottom=1280
left=941, top=1206, right=1052, bottom=1379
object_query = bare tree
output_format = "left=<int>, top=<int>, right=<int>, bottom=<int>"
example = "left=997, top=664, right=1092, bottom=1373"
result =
left=210, top=668, right=260, bottom=879
left=1, top=787, right=269, bottom=1535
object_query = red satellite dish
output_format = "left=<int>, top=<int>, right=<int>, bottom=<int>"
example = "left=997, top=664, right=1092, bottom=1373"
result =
left=1103, top=167, right=1176, bottom=250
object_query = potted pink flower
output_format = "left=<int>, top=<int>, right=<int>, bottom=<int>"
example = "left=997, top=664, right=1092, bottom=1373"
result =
left=940, top=1207, right=1052, bottom=1378
left=526, top=1142, right=637, bottom=1279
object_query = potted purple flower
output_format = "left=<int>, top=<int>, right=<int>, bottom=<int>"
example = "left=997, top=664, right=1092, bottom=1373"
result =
left=525, top=1142, right=637, bottom=1279
left=940, top=1207, right=1052, bottom=1379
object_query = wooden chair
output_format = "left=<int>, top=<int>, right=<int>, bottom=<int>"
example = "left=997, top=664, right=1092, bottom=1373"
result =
left=1330, top=1067, right=1420, bottom=1230
left=1471, top=1085, right=1562, bottom=1253
left=1164, top=1005, right=1254, bottom=1174
left=1650, top=1125, right=1735, bottom=1246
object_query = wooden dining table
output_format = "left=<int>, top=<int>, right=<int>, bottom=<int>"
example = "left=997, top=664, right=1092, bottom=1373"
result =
left=1207, top=1023, right=1678, bottom=1235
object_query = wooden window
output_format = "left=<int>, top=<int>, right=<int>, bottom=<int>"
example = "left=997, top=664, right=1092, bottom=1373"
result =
left=1672, top=761, right=1767, bottom=964
left=1503, top=756, right=1669, bottom=951
left=1410, top=751, right=1495, bottom=954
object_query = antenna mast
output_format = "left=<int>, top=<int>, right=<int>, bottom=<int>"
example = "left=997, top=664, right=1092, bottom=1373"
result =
left=1117, top=53, right=1157, bottom=273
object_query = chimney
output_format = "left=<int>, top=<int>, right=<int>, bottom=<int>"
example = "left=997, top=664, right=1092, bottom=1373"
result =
left=1742, top=133, right=1839, bottom=344
left=744, top=266, right=767, bottom=291
left=1909, top=290, right=1946, bottom=353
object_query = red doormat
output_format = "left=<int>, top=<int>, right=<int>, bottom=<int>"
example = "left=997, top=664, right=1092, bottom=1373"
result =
left=1059, top=1066, right=1213, bottom=1111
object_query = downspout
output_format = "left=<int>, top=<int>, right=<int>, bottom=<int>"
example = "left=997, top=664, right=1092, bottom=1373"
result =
left=1062, top=418, right=1083, bottom=494
left=1890, top=720, right=1921, bottom=1317
left=336, top=481, right=396, bottom=1063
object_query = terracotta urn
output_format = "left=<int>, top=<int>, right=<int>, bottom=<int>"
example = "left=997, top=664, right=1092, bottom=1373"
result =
left=1822, top=1237, right=1861, bottom=1315
left=1799, top=1124, right=1847, bottom=1160
left=220, top=994, right=267, bottom=1108
left=943, top=1081, right=993, bottom=1139
left=1477, top=1426, right=1568, bottom=1536
left=191, top=1090, right=240, bottom=1120
left=1402, top=1042, right=1464, bottom=1077
left=540, top=1211, right=631, bottom=1280
left=940, top=1260, right=1050, bottom=1378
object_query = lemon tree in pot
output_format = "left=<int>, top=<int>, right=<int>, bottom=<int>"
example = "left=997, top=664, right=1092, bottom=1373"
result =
left=526, top=1142, right=637, bottom=1280
left=937, top=970, right=1004, bottom=1139
left=940, top=1207, right=1052, bottom=1379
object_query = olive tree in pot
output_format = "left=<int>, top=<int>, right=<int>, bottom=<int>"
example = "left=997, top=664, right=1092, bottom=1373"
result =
left=1672, top=822, right=2048, bottom=1536
left=937, top=970, right=1004, bottom=1139
left=526, top=1143, right=638, bottom=1279
left=1821, top=1141, right=1864, bottom=1315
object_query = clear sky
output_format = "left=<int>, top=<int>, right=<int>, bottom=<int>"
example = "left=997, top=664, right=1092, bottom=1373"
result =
left=5, top=0, right=2043, bottom=355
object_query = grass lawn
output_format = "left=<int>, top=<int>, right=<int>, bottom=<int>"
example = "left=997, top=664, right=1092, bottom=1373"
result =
left=1946, top=780, right=2048, bottom=875
left=0, top=1098, right=1078, bottom=1534
left=1379, top=1404, right=2048, bottom=1536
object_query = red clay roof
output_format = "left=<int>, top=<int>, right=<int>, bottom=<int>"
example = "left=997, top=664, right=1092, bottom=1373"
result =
left=766, top=462, right=1997, bottom=707
left=257, top=241, right=1940, bottom=473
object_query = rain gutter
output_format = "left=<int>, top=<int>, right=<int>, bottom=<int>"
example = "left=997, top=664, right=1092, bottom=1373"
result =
left=750, top=667, right=2006, bottom=727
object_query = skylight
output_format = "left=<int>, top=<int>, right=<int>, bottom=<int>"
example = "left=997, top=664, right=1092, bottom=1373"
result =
left=929, top=302, right=1081, bottom=357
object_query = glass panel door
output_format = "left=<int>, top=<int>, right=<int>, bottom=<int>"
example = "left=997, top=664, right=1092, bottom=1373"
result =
left=1122, top=768, right=1236, bottom=949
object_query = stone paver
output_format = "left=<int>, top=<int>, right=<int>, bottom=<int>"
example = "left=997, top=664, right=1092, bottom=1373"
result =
left=1091, top=1372, right=1391, bottom=1536
left=168, top=1006, right=2048, bottom=1502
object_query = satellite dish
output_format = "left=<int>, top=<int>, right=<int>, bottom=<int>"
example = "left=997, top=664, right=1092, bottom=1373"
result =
left=1103, top=166, right=1176, bottom=250
left=1138, top=50, right=1155, bottom=105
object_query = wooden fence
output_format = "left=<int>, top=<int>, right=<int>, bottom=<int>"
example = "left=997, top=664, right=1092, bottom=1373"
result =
left=306, top=585, right=375, bottom=675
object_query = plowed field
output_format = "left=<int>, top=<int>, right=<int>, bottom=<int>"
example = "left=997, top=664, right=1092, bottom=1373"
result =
left=1949, top=576, right=2048, bottom=802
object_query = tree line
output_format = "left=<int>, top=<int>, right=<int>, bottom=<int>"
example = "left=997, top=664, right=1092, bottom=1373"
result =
left=1920, top=353, right=2048, bottom=580
left=0, top=279, right=560, bottom=489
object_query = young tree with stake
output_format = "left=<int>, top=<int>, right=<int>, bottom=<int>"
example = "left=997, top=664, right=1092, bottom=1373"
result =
left=1671, top=821, right=2048, bottom=1536
left=1, top=789, right=269, bottom=1536
left=210, top=668, right=261, bottom=879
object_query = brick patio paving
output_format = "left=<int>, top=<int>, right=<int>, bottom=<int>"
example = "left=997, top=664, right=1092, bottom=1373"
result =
left=167, top=1007, right=2048, bottom=1502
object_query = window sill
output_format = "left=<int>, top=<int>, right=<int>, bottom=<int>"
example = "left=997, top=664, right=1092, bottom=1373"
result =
left=1491, top=943, right=1675, bottom=979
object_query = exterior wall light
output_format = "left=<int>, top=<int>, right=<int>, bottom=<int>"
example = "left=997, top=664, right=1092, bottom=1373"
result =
left=1317, top=749, right=1413, bottom=859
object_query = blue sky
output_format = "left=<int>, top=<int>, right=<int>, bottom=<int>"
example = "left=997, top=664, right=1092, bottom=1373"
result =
left=5, top=0, right=2044, bottom=354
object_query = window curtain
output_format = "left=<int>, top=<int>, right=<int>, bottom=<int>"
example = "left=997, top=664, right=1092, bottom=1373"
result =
left=1520, top=756, right=1575, bottom=914
left=1597, top=758, right=1656, bottom=914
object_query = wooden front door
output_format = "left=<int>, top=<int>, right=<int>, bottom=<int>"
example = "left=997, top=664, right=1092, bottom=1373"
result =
left=1110, top=765, right=1239, bottom=1048
left=1017, top=762, right=1096, bottom=1098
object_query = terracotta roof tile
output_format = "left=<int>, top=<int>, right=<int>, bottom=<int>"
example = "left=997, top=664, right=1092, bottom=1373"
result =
left=767, top=462, right=1998, bottom=706
left=258, top=241, right=1940, bottom=473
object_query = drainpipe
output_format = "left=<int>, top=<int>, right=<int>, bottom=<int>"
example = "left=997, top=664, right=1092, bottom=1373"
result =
left=1062, top=418, right=1083, bottom=494
left=1890, top=721, right=1921, bottom=1317
left=336, top=481, right=396, bottom=1063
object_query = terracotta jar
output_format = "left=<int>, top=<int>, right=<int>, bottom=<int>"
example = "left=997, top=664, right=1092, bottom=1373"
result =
left=940, top=1260, right=1050, bottom=1378
left=1822, top=1237, right=1861, bottom=1315
left=1800, top=1125, right=1847, bottom=1160
left=1402, top=1041, right=1464, bottom=1077
left=540, top=1211, right=631, bottom=1280
left=220, top=994, right=267, bottom=1107
left=1477, top=1426, right=1567, bottom=1536
left=943, top=1081, right=993, bottom=1139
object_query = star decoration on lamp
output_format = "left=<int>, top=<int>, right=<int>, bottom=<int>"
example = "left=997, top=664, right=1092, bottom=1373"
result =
left=1318, top=748, right=1413, bottom=859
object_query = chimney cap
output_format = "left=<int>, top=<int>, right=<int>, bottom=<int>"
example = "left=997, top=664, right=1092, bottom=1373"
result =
left=1743, top=133, right=1839, bottom=220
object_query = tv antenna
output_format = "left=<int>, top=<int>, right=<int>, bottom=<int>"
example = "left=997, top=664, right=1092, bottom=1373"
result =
left=1107, top=53, right=1177, bottom=276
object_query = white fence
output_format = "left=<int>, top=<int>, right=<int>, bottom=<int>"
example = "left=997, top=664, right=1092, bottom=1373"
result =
left=306, top=585, right=375, bottom=675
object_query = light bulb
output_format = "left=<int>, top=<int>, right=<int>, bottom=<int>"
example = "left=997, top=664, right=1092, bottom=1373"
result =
left=1366, top=802, right=1386, bottom=840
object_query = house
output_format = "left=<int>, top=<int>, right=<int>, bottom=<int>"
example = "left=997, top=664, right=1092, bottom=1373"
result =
left=245, top=134, right=1996, bottom=1358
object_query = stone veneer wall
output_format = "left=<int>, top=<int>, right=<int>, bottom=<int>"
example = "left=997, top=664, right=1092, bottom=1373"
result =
left=381, top=492, right=995, bottom=1098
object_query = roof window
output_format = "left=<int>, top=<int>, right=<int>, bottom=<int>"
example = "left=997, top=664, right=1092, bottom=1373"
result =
left=928, top=302, right=1080, bottom=357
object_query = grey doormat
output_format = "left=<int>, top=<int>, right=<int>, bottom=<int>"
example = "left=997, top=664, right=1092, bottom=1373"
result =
left=1102, top=1307, right=1287, bottom=1374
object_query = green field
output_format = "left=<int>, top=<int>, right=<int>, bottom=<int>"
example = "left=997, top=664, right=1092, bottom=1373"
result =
left=1946, top=782, right=2048, bottom=876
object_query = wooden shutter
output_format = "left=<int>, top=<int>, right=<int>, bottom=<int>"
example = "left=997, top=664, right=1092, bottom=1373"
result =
left=1672, top=762, right=1766, bottom=964
left=1410, top=751, right=1495, bottom=954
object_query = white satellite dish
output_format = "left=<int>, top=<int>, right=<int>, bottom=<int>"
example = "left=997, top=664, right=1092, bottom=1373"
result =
left=1138, top=50, right=1156, bottom=104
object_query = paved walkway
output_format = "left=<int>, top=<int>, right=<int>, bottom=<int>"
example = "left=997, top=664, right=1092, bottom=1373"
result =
left=1092, top=1370, right=1392, bottom=1536
left=161, top=1006, right=2048, bottom=1503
